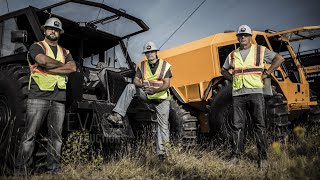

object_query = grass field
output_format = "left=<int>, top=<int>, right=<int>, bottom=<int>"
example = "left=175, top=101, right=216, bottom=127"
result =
left=4, top=129, right=320, bottom=180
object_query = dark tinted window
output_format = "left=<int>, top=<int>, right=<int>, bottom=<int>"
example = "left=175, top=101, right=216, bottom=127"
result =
left=0, top=15, right=36, bottom=57
left=297, top=49, right=320, bottom=66
left=268, top=36, right=288, bottom=53
left=255, top=35, right=268, bottom=47
left=273, top=70, right=284, bottom=81
left=218, top=44, right=239, bottom=68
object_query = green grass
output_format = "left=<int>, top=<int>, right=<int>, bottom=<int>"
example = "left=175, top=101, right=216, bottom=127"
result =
left=4, top=130, right=320, bottom=180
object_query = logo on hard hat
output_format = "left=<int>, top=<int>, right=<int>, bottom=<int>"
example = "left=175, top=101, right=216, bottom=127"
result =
left=240, top=27, right=246, bottom=32
left=146, top=45, right=151, bottom=50
left=54, top=21, right=60, bottom=27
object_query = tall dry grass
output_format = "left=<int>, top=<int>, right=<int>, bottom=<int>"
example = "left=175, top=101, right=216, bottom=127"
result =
left=4, top=129, right=320, bottom=180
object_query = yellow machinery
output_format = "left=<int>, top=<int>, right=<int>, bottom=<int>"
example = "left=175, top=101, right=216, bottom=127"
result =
left=154, top=26, right=320, bottom=139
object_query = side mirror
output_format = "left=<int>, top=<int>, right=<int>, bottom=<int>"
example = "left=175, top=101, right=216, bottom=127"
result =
left=11, top=30, right=27, bottom=43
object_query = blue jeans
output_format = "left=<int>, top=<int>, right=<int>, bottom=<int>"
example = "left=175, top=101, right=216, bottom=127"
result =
left=15, top=99, right=65, bottom=171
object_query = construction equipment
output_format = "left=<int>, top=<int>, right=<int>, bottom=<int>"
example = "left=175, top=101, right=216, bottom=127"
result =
left=155, top=26, right=320, bottom=141
left=0, top=0, right=159, bottom=174
left=1, top=0, right=318, bottom=174
left=298, top=48, right=320, bottom=98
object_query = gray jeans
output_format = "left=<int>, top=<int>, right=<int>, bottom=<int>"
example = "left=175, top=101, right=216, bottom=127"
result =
left=15, top=99, right=65, bottom=171
left=113, top=84, right=170, bottom=155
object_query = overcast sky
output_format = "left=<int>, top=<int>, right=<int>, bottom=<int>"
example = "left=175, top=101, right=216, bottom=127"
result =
left=1, top=0, right=319, bottom=63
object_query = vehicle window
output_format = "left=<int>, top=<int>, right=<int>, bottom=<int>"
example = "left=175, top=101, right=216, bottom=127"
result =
left=217, top=44, right=239, bottom=68
left=273, top=70, right=284, bottom=81
left=255, top=35, right=268, bottom=47
left=281, top=45, right=301, bottom=83
left=268, top=37, right=288, bottom=53
left=267, top=36, right=301, bottom=83
left=297, top=48, right=320, bottom=67
left=0, top=15, right=36, bottom=57
left=0, top=18, right=25, bottom=56
left=83, top=44, right=129, bottom=69
left=49, top=2, right=143, bottom=38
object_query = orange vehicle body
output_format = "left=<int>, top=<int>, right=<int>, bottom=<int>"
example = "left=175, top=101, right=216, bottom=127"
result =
left=151, top=26, right=320, bottom=133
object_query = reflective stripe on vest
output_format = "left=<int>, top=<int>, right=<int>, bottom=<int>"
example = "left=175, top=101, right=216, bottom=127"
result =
left=232, top=44, right=265, bottom=90
left=138, top=59, right=171, bottom=100
left=29, top=40, right=67, bottom=91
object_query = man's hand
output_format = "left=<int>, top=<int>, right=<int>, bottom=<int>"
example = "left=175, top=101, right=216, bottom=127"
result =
left=144, top=87, right=157, bottom=95
left=220, top=68, right=233, bottom=81
left=42, top=61, right=76, bottom=75
left=262, top=53, right=284, bottom=79
left=141, top=85, right=147, bottom=91
left=262, top=70, right=271, bottom=80
left=262, top=73, right=268, bottom=80
left=133, top=76, right=145, bottom=88
left=262, top=71, right=268, bottom=80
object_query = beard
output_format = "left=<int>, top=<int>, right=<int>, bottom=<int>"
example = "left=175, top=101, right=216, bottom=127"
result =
left=45, top=33, right=59, bottom=41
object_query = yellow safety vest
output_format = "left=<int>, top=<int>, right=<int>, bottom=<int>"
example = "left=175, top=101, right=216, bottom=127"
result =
left=28, top=40, right=68, bottom=91
left=137, top=59, right=171, bottom=100
left=229, top=44, right=265, bottom=90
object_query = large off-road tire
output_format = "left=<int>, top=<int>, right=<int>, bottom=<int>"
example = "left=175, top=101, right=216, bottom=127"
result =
left=208, top=80, right=290, bottom=143
left=208, top=80, right=234, bottom=142
left=169, top=99, right=198, bottom=147
left=306, top=89, right=320, bottom=126
left=265, top=89, right=290, bottom=140
left=307, top=105, right=320, bottom=124
left=304, top=105, right=320, bottom=135
left=0, top=65, right=29, bottom=174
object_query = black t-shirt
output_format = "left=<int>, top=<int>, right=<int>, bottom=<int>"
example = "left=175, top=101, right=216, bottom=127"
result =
left=28, top=43, right=73, bottom=102
left=136, top=59, right=172, bottom=79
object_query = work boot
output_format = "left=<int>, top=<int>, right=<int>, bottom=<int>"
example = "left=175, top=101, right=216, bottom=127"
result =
left=259, top=159, right=268, bottom=170
left=14, top=167, right=32, bottom=176
left=107, top=112, right=123, bottom=125
left=158, top=154, right=167, bottom=161
left=229, top=157, right=239, bottom=166
left=46, top=168, right=61, bottom=175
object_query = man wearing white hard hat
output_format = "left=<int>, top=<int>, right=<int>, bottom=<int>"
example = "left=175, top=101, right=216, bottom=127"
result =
left=107, top=41, right=172, bottom=160
left=221, top=25, right=284, bottom=169
left=15, top=17, right=76, bottom=175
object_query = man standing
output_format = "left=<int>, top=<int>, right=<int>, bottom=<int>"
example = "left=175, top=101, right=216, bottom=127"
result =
left=107, top=41, right=172, bottom=160
left=220, top=25, right=284, bottom=168
left=15, top=17, right=76, bottom=174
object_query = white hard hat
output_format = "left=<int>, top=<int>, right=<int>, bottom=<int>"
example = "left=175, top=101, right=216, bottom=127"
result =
left=236, top=25, right=252, bottom=35
left=143, top=41, right=159, bottom=53
left=41, top=17, right=64, bottom=33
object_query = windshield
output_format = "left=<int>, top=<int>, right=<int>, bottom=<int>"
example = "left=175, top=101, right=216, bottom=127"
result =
left=35, top=0, right=147, bottom=68
left=268, top=37, right=301, bottom=83
left=82, top=44, right=130, bottom=69
left=42, top=1, right=147, bottom=39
